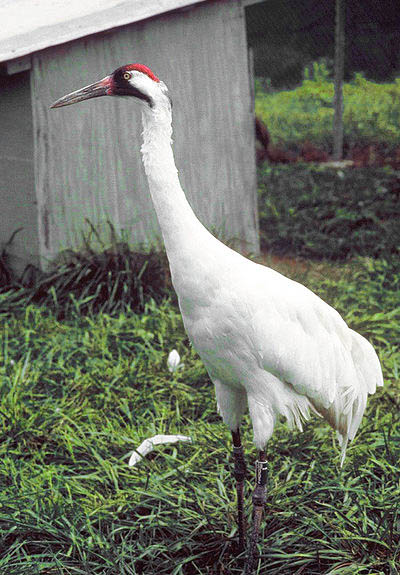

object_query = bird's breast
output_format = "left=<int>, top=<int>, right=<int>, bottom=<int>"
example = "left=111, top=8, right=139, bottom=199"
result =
left=169, top=248, right=263, bottom=386
left=179, top=287, right=257, bottom=388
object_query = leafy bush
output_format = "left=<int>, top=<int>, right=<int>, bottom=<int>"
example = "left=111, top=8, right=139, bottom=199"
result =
left=255, top=62, right=400, bottom=152
left=258, top=164, right=400, bottom=260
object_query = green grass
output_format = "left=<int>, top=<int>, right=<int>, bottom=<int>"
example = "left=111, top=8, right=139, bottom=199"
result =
left=255, top=63, right=400, bottom=153
left=258, top=164, right=400, bottom=260
left=0, top=253, right=398, bottom=574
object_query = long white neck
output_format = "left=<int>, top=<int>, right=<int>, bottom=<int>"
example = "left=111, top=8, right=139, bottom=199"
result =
left=140, top=96, right=212, bottom=261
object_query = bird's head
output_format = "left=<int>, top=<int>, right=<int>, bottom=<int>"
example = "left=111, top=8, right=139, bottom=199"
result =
left=51, top=64, right=168, bottom=109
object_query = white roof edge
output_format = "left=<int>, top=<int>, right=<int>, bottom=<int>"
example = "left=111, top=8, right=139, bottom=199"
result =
left=0, top=0, right=208, bottom=64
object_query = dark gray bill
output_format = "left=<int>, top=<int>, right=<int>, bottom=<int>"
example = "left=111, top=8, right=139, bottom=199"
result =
left=50, top=76, right=112, bottom=108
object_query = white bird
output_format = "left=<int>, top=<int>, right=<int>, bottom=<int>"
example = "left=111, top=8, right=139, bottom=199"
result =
left=51, top=64, right=384, bottom=573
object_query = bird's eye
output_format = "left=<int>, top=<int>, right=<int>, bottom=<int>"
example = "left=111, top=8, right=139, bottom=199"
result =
left=123, top=72, right=131, bottom=80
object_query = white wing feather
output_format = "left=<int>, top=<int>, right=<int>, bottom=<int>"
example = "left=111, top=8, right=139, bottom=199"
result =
left=247, top=263, right=383, bottom=458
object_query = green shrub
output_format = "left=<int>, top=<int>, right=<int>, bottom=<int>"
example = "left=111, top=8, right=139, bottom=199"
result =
left=255, top=62, right=400, bottom=152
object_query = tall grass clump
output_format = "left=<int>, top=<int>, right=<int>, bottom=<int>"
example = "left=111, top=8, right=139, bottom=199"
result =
left=27, top=243, right=170, bottom=317
left=0, top=229, right=171, bottom=319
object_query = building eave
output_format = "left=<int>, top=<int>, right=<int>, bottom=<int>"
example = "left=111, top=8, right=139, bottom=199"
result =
left=0, top=0, right=209, bottom=64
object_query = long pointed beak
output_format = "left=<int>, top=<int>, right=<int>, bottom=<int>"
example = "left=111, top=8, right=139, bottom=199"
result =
left=50, top=76, right=112, bottom=108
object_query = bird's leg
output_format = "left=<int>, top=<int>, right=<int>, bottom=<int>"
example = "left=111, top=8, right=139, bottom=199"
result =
left=231, top=429, right=247, bottom=552
left=245, top=451, right=268, bottom=574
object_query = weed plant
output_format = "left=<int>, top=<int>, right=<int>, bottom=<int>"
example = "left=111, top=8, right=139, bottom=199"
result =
left=0, top=253, right=398, bottom=574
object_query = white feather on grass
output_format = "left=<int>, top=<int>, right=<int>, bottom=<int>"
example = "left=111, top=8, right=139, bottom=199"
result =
left=128, top=434, right=192, bottom=466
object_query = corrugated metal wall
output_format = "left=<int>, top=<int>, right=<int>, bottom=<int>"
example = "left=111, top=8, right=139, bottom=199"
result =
left=31, top=0, right=258, bottom=268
